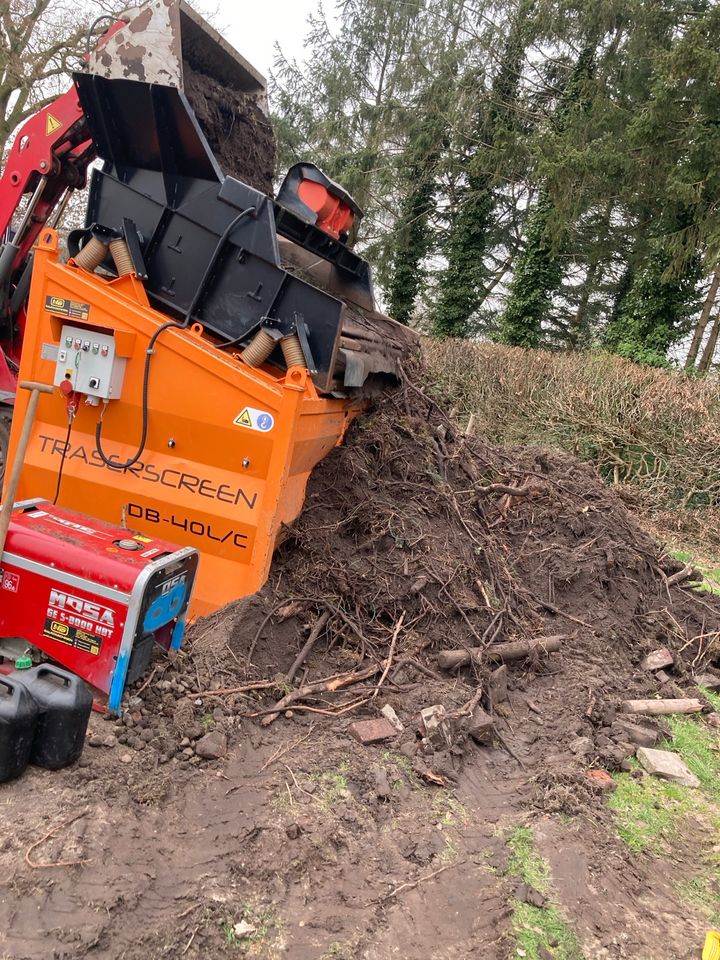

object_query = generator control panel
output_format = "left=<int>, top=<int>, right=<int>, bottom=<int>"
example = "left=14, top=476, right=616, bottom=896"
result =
left=54, top=325, right=126, bottom=401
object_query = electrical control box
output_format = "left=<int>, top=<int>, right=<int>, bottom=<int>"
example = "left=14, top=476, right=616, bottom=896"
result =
left=53, top=324, right=126, bottom=400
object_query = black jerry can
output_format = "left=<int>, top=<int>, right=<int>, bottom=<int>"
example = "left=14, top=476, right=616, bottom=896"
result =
left=0, top=676, right=39, bottom=782
left=19, top=665, right=93, bottom=769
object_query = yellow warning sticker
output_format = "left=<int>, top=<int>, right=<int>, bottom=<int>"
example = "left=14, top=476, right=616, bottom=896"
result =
left=46, top=113, right=62, bottom=136
left=233, top=406, right=275, bottom=432
left=133, top=535, right=152, bottom=543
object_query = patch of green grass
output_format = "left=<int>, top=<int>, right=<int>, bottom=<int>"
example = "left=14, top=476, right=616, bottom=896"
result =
left=430, top=791, right=467, bottom=827
left=512, top=901, right=585, bottom=960
left=309, top=759, right=352, bottom=811
left=320, top=936, right=363, bottom=959
left=702, top=687, right=720, bottom=712
left=675, top=872, right=720, bottom=926
left=666, top=714, right=720, bottom=801
left=671, top=550, right=720, bottom=595
left=438, top=838, right=460, bottom=863
left=505, top=826, right=585, bottom=959
left=224, top=902, right=283, bottom=955
left=380, top=749, right=414, bottom=778
left=507, top=826, right=550, bottom=894
left=321, top=944, right=347, bottom=959
left=608, top=769, right=695, bottom=853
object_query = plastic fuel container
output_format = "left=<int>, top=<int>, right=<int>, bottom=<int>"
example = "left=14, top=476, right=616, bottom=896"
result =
left=0, top=676, right=39, bottom=782
left=19, top=665, right=92, bottom=769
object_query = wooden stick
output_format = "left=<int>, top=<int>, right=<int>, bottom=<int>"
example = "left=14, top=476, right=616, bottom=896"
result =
left=286, top=610, right=331, bottom=683
left=373, top=860, right=465, bottom=903
left=372, top=611, right=405, bottom=698
left=476, top=481, right=532, bottom=497
left=620, top=698, right=703, bottom=716
left=25, top=810, right=91, bottom=869
left=667, top=562, right=701, bottom=587
left=189, top=679, right=281, bottom=698
left=260, top=661, right=386, bottom=727
left=437, top=636, right=563, bottom=671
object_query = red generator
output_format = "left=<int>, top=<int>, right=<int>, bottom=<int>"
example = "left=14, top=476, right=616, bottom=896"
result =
left=0, top=499, right=198, bottom=713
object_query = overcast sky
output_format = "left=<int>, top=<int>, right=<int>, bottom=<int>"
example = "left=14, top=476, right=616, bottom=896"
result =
left=213, top=0, right=332, bottom=83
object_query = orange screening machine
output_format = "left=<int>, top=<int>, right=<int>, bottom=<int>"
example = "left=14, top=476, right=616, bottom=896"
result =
left=6, top=55, right=410, bottom=617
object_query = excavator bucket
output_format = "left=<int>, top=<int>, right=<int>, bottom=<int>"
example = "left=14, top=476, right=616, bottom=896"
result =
left=87, top=0, right=267, bottom=103
left=88, top=0, right=275, bottom=193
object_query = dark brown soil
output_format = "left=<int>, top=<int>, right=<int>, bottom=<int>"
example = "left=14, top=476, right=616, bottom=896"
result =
left=184, top=64, right=276, bottom=195
left=1, top=368, right=718, bottom=959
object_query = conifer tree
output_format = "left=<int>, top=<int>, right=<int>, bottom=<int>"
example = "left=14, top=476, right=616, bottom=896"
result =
left=498, top=44, right=596, bottom=347
left=431, top=0, right=535, bottom=337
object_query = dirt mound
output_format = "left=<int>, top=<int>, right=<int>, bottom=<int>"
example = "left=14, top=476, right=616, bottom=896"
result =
left=236, top=368, right=719, bottom=670
left=117, top=365, right=719, bottom=781
left=184, top=64, right=276, bottom=194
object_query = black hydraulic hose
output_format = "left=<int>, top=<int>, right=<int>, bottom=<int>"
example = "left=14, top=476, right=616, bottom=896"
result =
left=85, top=16, right=122, bottom=56
left=94, top=321, right=182, bottom=471
left=181, top=206, right=256, bottom=327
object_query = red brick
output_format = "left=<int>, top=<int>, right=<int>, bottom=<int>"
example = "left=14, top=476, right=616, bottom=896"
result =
left=641, top=648, right=674, bottom=672
left=348, top=718, right=398, bottom=745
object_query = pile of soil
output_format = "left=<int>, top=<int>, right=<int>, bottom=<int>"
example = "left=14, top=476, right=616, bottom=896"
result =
left=184, top=64, right=276, bottom=194
left=115, top=365, right=719, bottom=781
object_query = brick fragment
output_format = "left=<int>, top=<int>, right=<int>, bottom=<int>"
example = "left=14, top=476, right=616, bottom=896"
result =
left=348, top=718, right=398, bottom=745
left=641, top=648, right=674, bottom=672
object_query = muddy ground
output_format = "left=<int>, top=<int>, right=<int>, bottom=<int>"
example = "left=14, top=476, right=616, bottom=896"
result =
left=1, top=379, right=719, bottom=959
left=0, top=660, right=713, bottom=960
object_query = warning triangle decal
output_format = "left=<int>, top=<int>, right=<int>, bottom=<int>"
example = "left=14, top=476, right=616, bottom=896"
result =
left=46, top=113, right=62, bottom=136
left=234, top=408, right=252, bottom=427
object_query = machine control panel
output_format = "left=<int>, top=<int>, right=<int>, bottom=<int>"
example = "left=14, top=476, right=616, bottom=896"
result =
left=54, top=325, right=126, bottom=400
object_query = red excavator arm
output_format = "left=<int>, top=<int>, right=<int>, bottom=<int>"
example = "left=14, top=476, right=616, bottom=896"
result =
left=0, top=89, right=95, bottom=411
left=0, top=89, right=90, bottom=273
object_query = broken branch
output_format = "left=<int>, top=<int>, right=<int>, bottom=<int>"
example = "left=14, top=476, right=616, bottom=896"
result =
left=437, top=636, right=564, bottom=671
left=476, top=481, right=533, bottom=497
left=667, top=562, right=702, bottom=587
left=261, top=660, right=397, bottom=727
left=620, top=698, right=703, bottom=716
left=372, top=611, right=406, bottom=699
left=373, top=860, right=465, bottom=903
left=286, top=610, right=331, bottom=683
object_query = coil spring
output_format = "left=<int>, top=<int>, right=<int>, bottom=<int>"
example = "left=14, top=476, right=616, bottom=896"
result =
left=109, top=238, right=134, bottom=276
left=281, top=334, right=306, bottom=369
left=241, top=329, right=276, bottom=367
left=74, top=236, right=108, bottom=272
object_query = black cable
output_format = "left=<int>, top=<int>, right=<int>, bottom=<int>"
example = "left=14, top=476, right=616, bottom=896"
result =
left=53, top=415, right=74, bottom=505
left=94, top=321, right=182, bottom=471
left=94, top=206, right=256, bottom=471
left=181, top=207, right=256, bottom=327
left=85, top=16, right=121, bottom=56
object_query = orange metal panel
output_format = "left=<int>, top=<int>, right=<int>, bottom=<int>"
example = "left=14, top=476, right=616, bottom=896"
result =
left=6, top=231, right=361, bottom=616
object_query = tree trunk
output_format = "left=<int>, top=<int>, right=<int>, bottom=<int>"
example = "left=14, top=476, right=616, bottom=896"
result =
left=686, top=263, right=720, bottom=370
left=568, top=260, right=598, bottom=347
left=698, top=309, right=720, bottom=372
